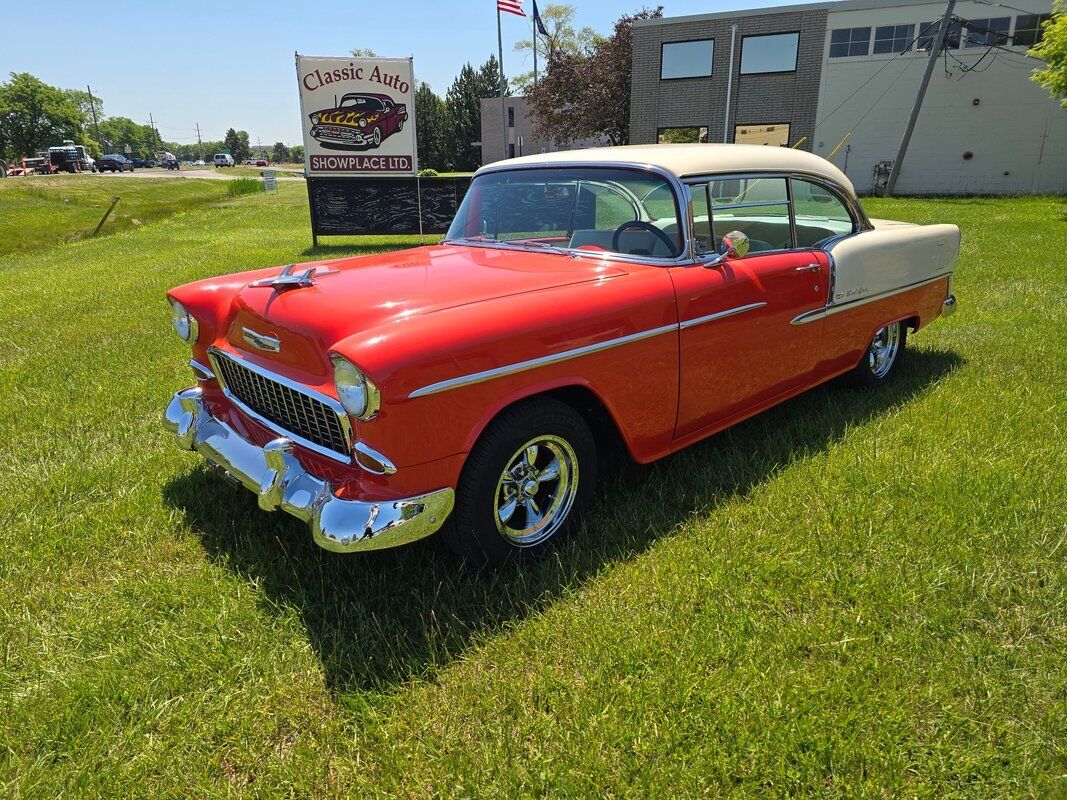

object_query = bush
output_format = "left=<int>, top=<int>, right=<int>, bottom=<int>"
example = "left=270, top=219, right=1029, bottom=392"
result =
left=418, top=168, right=439, bottom=177
left=227, top=177, right=263, bottom=197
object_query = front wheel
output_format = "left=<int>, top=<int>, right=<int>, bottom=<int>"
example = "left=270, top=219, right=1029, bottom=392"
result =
left=444, top=397, right=596, bottom=568
left=846, top=321, right=906, bottom=387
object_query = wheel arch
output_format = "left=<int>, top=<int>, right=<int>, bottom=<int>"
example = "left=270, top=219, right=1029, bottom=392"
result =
left=461, top=379, right=634, bottom=465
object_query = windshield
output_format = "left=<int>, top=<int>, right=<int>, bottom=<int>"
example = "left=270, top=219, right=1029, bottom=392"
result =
left=446, top=167, right=682, bottom=259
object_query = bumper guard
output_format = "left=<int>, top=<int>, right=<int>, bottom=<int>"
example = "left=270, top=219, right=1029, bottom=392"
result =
left=164, top=387, right=454, bottom=553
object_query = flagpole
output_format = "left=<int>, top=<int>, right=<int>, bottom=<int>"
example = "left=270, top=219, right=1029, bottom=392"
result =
left=533, top=11, right=538, bottom=86
left=498, top=8, right=507, bottom=160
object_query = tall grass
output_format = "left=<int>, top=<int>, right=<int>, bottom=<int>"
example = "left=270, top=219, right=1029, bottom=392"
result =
left=227, top=176, right=264, bottom=197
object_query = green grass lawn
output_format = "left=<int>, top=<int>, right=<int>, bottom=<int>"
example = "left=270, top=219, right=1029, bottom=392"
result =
left=0, top=175, right=239, bottom=255
left=0, top=184, right=1063, bottom=798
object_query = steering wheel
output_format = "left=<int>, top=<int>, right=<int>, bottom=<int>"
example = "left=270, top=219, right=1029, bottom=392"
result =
left=611, top=220, right=676, bottom=256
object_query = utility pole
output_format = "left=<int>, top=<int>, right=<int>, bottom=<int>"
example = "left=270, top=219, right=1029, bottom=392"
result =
left=195, top=123, right=204, bottom=162
left=148, top=112, right=160, bottom=147
left=884, top=0, right=956, bottom=196
left=86, top=85, right=101, bottom=147
left=723, top=24, right=738, bottom=143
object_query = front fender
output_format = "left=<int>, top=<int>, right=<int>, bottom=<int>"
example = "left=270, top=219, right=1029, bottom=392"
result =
left=334, top=265, right=680, bottom=469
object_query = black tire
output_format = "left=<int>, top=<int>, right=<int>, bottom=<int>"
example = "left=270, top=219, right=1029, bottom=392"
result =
left=846, top=321, right=907, bottom=387
left=443, top=397, right=597, bottom=568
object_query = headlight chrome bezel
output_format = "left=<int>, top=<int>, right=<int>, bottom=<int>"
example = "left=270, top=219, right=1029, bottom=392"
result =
left=331, top=353, right=380, bottom=421
left=169, top=298, right=199, bottom=343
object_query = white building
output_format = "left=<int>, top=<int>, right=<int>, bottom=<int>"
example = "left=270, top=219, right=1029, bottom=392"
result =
left=630, top=0, right=1064, bottom=194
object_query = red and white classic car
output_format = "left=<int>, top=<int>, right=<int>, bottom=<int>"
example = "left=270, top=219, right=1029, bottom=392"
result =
left=165, top=145, right=959, bottom=566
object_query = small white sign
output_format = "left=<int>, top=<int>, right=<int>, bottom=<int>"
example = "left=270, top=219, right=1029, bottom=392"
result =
left=124, top=144, right=132, bottom=154
left=295, top=54, right=417, bottom=177
left=262, top=170, right=277, bottom=192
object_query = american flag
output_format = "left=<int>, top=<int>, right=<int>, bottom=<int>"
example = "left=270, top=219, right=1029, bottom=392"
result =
left=498, top=0, right=525, bottom=16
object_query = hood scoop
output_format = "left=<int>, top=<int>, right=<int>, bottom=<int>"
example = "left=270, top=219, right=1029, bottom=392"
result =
left=249, top=263, right=337, bottom=292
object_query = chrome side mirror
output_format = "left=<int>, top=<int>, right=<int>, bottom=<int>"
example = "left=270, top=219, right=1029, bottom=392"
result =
left=702, top=230, right=750, bottom=267
left=720, top=230, right=750, bottom=259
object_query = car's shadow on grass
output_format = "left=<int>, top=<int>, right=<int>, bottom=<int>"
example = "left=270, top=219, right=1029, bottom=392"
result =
left=162, top=348, right=963, bottom=695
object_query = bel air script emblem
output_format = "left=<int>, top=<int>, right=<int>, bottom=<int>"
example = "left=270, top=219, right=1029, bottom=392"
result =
left=242, top=327, right=281, bottom=353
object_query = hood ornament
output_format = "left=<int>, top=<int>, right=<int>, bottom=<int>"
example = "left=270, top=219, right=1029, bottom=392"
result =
left=250, top=263, right=335, bottom=291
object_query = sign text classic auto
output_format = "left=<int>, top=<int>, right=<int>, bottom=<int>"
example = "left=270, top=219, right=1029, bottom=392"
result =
left=296, top=54, right=417, bottom=176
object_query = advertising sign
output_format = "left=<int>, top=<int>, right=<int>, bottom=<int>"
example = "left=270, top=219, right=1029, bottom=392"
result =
left=262, top=170, right=277, bottom=192
left=296, top=54, right=417, bottom=176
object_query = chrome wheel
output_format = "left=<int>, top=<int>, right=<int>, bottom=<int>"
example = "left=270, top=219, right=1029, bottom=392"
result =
left=867, top=323, right=901, bottom=379
left=494, top=435, right=579, bottom=547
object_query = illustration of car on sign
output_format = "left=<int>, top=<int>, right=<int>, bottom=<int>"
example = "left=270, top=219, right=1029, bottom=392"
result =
left=165, top=144, right=960, bottom=567
left=307, top=92, right=408, bottom=150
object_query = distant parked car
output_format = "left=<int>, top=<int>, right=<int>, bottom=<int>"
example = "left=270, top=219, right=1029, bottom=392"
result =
left=166, top=158, right=180, bottom=170
left=97, top=154, right=135, bottom=172
left=255, top=158, right=270, bottom=167
left=193, top=159, right=206, bottom=166
left=132, top=157, right=155, bottom=168
left=213, top=153, right=235, bottom=167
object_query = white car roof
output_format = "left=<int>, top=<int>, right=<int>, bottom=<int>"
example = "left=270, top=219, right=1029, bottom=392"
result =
left=481, top=144, right=856, bottom=198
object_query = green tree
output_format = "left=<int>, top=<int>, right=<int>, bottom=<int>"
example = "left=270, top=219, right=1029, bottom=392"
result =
left=527, top=6, right=662, bottom=146
left=290, top=144, right=304, bottom=163
left=223, top=128, right=252, bottom=161
left=513, top=4, right=597, bottom=92
left=98, top=116, right=158, bottom=158
left=0, top=72, right=89, bottom=159
left=271, top=142, right=291, bottom=163
left=445, top=56, right=510, bottom=171
left=350, top=48, right=379, bottom=57
left=415, top=82, right=448, bottom=170
left=1031, top=3, right=1067, bottom=107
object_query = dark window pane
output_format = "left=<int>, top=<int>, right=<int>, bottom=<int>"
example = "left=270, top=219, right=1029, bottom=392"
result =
left=740, top=33, right=800, bottom=73
left=828, top=27, right=871, bottom=58
left=965, top=16, right=1010, bottom=47
left=873, top=23, right=914, bottom=53
left=661, top=39, right=715, bottom=79
left=1014, top=14, right=1050, bottom=46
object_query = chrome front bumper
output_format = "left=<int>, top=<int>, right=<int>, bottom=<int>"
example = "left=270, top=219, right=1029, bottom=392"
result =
left=164, top=387, right=454, bottom=553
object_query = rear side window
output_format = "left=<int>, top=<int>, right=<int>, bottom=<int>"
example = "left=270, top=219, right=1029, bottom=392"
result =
left=792, top=179, right=854, bottom=247
left=707, top=177, right=791, bottom=253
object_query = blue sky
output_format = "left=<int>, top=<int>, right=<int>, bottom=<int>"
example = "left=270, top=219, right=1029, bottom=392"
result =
left=3, top=0, right=807, bottom=146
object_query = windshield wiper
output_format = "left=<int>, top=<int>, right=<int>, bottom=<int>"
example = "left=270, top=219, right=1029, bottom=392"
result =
left=448, top=235, right=498, bottom=244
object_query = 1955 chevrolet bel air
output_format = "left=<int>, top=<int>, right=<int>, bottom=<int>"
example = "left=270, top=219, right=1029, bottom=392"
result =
left=164, top=144, right=960, bottom=566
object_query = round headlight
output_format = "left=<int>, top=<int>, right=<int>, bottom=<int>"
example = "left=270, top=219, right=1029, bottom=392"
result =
left=311, top=113, right=320, bottom=125
left=358, top=118, right=367, bottom=128
left=331, top=354, right=380, bottom=420
left=169, top=298, right=198, bottom=343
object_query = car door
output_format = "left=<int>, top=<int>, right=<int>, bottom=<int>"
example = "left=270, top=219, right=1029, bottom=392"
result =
left=670, top=176, right=830, bottom=442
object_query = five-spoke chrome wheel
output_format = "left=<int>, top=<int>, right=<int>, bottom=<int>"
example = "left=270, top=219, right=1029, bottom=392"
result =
left=867, top=323, right=901, bottom=379
left=494, top=435, right=579, bottom=547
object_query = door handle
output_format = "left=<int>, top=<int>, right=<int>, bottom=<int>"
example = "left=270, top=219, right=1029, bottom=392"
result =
left=795, top=263, right=820, bottom=272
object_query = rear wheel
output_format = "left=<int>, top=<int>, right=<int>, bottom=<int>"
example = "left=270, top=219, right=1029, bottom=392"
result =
left=847, top=321, right=906, bottom=386
left=444, top=397, right=596, bottom=568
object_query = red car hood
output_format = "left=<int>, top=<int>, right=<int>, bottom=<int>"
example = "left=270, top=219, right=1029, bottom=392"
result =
left=223, top=245, right=625, bottom=377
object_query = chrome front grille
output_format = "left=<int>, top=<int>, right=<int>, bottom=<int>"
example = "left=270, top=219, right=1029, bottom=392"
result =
left=210, top=350, right=350, bottom=460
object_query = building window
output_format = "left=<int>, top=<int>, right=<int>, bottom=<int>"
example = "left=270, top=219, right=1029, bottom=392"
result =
left=873, top=24, right=914, bottom=54
left=733, top=123, right=790, bottom=146
left=739, top=32, right=800, bottom=74
left=965, top=17, right=1010, bottom=47
left=508, top=143, right=515, bottom=159
left=660, top=39, right=715, bottom=79
left=918, top=19, right=962, bottom=50
left=508, top=106, right=515, bottom=127
left=1014, top=14, right=1050, bottom=46
left=657, top=126, right=710, bottom=144
left=829, top=27, right=871, bottom=57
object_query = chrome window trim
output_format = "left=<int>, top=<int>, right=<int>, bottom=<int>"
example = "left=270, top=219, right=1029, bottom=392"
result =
left=207, top=346, right=354, bottom=464
left=679, top=302, right=767, bottom=330
left=409, top=323, right=678, bottom=399
left=464, top=162, right=697, bottom=264
left=790, top=271, right=953, bottom=325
